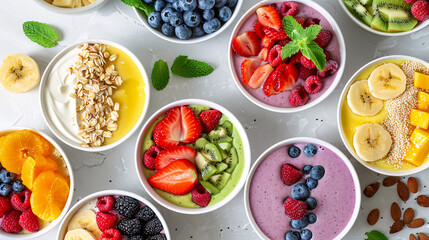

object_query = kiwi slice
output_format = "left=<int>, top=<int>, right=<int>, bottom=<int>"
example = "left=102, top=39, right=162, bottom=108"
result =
left=189, top=104, right=210, bottom=116
left=201, top=142, right=222, bottom=162
left=208, top=127, right=233, bottom=143
left=224, top=146, right=238, bottom=174
left=215, top=162, right=229, bottom=174
left=209, top=172, right=231, bottom=191
left=344, top=0, right=373, bottom=26
left=371, top=11, right=389, bottom=32
left=220, top=120, right=233, bottom=137
left=217, top=142, right=232, bottom=152
left=200, top=181, right=220, bottom=195
left=195, top=138, right=210, bottom=151
left=358, top=0, right=372, bottom=5
left=195, top=152, right=218, bottom=181
left=218, top=147, right=229, bottom=160
left=376, top=2, right=418, bottom=32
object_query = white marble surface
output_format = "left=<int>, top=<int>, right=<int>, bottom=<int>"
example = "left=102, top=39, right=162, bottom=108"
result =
left=1, top=0, right=429, bottom=239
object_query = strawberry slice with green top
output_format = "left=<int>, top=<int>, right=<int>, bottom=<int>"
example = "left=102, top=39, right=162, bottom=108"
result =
left=241, top=58, right=262, bottom=88
left=256, top=6, right=282, bottom=30
left=148, top=159, right=198, bottom=195
left=180, top=105, right=202, bottom=143
left=247, top=64, right=274, bottom=89
left=199, top=110, right=223, bottom=134
left=155, top=146, right=197, bottom=171
left=231, top=31, right=261, bottom=57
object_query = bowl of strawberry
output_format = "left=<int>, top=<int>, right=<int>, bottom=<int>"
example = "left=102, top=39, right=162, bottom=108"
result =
left=228, top=0, right=346, bottom=113
left=135, top=99, right=250, bottom=214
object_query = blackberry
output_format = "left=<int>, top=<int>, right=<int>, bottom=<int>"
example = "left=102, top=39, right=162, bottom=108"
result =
left=114, top=196, right=140, bottom=218
left=137, top=206, right=155, bottom=222
left=148, top=234, right=167, bottom=240
left=143, top=218, right=163, bottom=235
left=129, top=235, right=146, bottom=240
left=117, top=218, right=141, bottom=236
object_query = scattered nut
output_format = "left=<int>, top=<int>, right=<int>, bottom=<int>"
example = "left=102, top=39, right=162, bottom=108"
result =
left=419, top=233, right=429, bottom=240
left=390, top=220, right=405, bottom=234
left=367, top=208, right=380, bottom=225
left=410, top=234, right=417, bottom=240
left=408, top=218, right=425, bottom=228
left=364, top=182, right=380, bottom=198
left=391, top=202, right=401, bottom=221
left=408, top=177, right=419, bottom=193
left=403, top=208, right=415, bottom=225
left=383, top=176, right=401, bottom=187
left=417, top=195, right=429, bottom=207
left=397, top=181, right=409, bottom=201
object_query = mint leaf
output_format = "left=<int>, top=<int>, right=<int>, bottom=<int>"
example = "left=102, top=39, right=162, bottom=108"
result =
left=121, top=0, right=154, bottom=16
left=282, top=16, right=304, bottom=40
left=171, top=56, right=214, bottom=78
left=23, top=21, right=59, bottom=48
left=302, top=24, right=322, bottom=43
left=365, top=230, right=388, bottom=240
left=281, top=41, right=300, bottom=60
left=301, top=41, right=326, bottom=71
left=151, top=60, right=169, bottom=90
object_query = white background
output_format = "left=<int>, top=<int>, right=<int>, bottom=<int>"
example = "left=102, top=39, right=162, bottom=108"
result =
left=1, top=0, right=429, bottom=239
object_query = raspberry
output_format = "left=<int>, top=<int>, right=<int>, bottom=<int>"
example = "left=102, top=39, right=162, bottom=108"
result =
left=284, top=197, right=307, bottom=220
left=11, top=189, right=31, bottom=211
left=288, top=85, right=309, bottom=107
left=276, top=38, right=291, bottom=46
left=143, top=145, right=163, bottom=170
left=304, top=76, right=323, bottom=94
left=294, top=16, right=305, bottom=26
left=279, top=1, right=299, bottom=17
left=411, top=0, right=429, bottom=21
left=304, top=18, right=321, bottom=28
left=405, top=0, right=417, bottom=3
left=299, top=65, right=317, bottom=80
left=19, top=209, right=39, bottom=232
left=1, top=209, right=22, bottom=233
left=324, top=49, right=331, bottom=60
left=263, top=26, right=288, bottom=41
left=314, top=30, right=332, bottom=48
left=0, top=196, right=11, bottom=218
left=100, top=228, right=121, bottom=240
left=253, top=22, right=265, bottom=39
left=318, top=60, right=339, bottom=78
left=117, top=218, right=141, bottom=236
left=268, top=45, right=285, bottom=67
left=143, top=218, right=163, bottom=235
left=281, top=163, right=303, bottom=186
left=300, top=56, right=315, bottom=69
left=289, top=51, right=303, bottom=65
left=96, top=212, right=119, bottom=232
left=190, top=184, right=211, bottom=207
left=137, top=205, right=155, bottom=222
left=97, top=196, right=115, bottom=212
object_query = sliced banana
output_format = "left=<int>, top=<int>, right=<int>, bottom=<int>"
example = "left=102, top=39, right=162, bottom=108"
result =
left=65, top=229, right=96, bottom=240
left=353, top=123, right=392, bottom=162
left=0, top=54, right=40, bottom=93
left=51, top=0, right=75, bottom=7
left=347, top=80, right=383, bottom=116
left=67, top=209, right=101, bottom=239
left=368, top=63, right=406, bottom=100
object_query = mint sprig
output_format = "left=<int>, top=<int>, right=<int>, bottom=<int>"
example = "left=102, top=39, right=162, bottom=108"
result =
left=121, top=0, right=154, bottom=16
left=281, top=16, right=326, bottom=71
left=23, top=21, right=59, bottom=48
left=365, top=230, right=388, bottom=240
left=151, top=60, right=170, bottom=90
left=171, top=56, right=214, bottom=78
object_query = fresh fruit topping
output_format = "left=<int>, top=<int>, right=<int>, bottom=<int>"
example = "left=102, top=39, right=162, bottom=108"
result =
left=262, top=35, right=275, bottom=49
left=263, top=27, right=288, bottom=41
left=114, top=196, right=140, bottom=218
left=191, top=184, right=211, bottom=207
left=143, top=217, right=163, bottom=235
left=180, top=105, right=203, bottom=143
left=231, top=31, right=261, bottom=57
left=19, top=209, right=39, bottom=232
left=258, top=48, right=269, bottom=62
left=1, top=209, right=22, bottom=233
left=318, top=59, right=339, bottom=78
left=279, top=1, right=299, bottom=17
left=96, top=196, right=115, bottom=213
left=100, top=228, right=121, bottom=240
left=288, top=85, right=309, bottom=107
left=153, top=107, right=181, bottom=149
left=309, top=165, right=325, bottom=180
left=314, top=30, right=332, bottom=48
left=276, top=38, right=292, bottom=46
left=300, top=56, right=316, bottom=69
left=301, top=229, right=313, bottom=240
left=96, top=212, right=118, bottom=232
left=253, top=22, right=265, bottom=39
left=288, top=146, right=301, bottom=158
left=306, top=177, right=318, bottom=190
left=305, top=197, right=318, bottom=210
left=199, top=110, right=223, bottom=134
left=347, top=80, right=383, bottom=116
left=303, top=165, right=312, bottom=174
left=289, top=51, right=303, bottom=65
left=241, top=58, right=262, bottom=88
left=305, top=18, right=321, bottom=28
left=294, top=16, right=305, bottom=26
left=21, top=155, right=58, bottom=190
left=367, top=63, right=406, bottom=100
left=143, top=145, right=163, bottom=170
left=406, top=0, right=417, bottom=3
left=12, top=180, right=25, bottom=193
left=307, top=213, right=317, bottom=223
left=324, top=49, right=331, bottom=60
left=0, top=169, right=16, bottom=184
left=291, top=183, right=310, bottom=200
left=67, top=209, right=101, bottom=238
left=148, top=159, right=198, bottom=195
left=137, top=205, right=155, bottom=222
left=411, top=0, right=429, bottom=21
left=11, top=189, right=31, bottom=211
left=268, top=45, right=285, bottom=67
left=146, top=234, right=167, bottom=240
left=285, top=230, right=301, bottom=240
left=303, top=144, right=318, bottom=157
left=117, top=218, right=141, bottom=236
left=155, top=146, right=197, bottom=170
left=275, top=63, right=299, bottom=92
left=247, top=64, right=274, bottom=89
left=0, top=53, right=41, bottom=93
left=299, top=65, right=317, bottom=80
left=65, top=229, right=97, bottom=240
left=291, top=216, right=309, bottom=229
left=304, top=75, right=323, bottom=94
left=262, top=68, right=279, bottom=97
left=0, top=196, right=11, bottom=217
left=415, top=72, right=429, bottom=90
left=353, top=123, right=392, bottom=162
left=256, top=6, right=282, bottom=30
left=281, top=163, right=303, bottom=186
left=284, top=197, right=307, bottom=220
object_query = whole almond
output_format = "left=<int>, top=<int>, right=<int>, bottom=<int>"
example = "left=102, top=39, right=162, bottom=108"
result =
left=390, top=220, right=404, bottom=234
left=410, top=234, right=417, bottom=240
left=408, top=218, right=425, bottom=228
left=397, top=181, right=409, bottom=201
left=419, top=233, right=429, bottom=240
left=367, top=208, right=379, bottom=225
left=403, top=208, right=415, bottom=224
left=408, top=177, right=419, bottom=193
left=383, top=176, right=401, bottom=187
left=391, top=202, right=401, bottom=221
left=364, top=182, right=380, bottom=198
left=417, top=195, right=429, bottom=207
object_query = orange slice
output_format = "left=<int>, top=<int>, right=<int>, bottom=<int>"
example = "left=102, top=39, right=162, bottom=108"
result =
left=30, top=171, right=69, bottom=221
left=21, top=155, right=59, bottom=190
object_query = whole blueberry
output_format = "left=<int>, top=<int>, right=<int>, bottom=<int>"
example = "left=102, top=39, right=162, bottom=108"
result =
left=12, top=180, right=25, bottom=192
left=291, top=216, right=308, bottom=229
left=226, top=0, right=237, bottom=7
left=165, top=2, right=173, bottom=8
left=184, top=10, right=201, bottom=27
left=202, top=9, right=215, bottom=20
left=162, top=23, right=175, bottom=36
left=148, top=12, right=163, bottom=28
left=198, top=0, right=215, bottom=10
left=154, top=0, right=166, bottom=11
left=0, top=169, right=16, bottom=184
left=310, top=165, right=325, bottom=180
left=143, top=0, right=155, bottom=3
left=291, top=183, right=310, bottom=200
left=305, top=197, right=317, bottom=210
left=0, top=183, right=12, bottom=197
left=305, top=177, right=318, bottom=190
left=303, top=144, right=318, bottom=157
left=192, top=25, right=205, bottom=37
left=214, top=0, right=227, bottom=8
left=301, top=229, right=313, bottom=240
left=307, top=213, right=317, bottom=224
left=303, top=165, right=312, bottom=174
left=172, top=1, right=184, bottom=12
left=164, top=0, right=174, bottom=2
left=170, top=11, right=183, bottom=27
left=175, top=24, right=192, bottom=39
left=285, top=230, right=301, bottom=240
left=179, top=0, right=197, bottom=11
left=161, top=7, right=175, bottom=23
left=218, top=6, right=231, bottom=22
left=288, top=146, right=301, bottom=158
left=203, top=18, right=221, bottom=33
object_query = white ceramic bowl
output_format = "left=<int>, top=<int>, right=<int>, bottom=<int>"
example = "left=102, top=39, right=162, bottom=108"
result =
left=134, top=0, right=243, bottom=44
left=32, top=0, right=110, bottom=14
left=244, top=137, right=361, bottom=240
left=135, top=99, right=251, bottom=214
left=338, top=0, right=429, bottom=37
left=228, top=0, right=346, bottom=113
left=39, top=39, right=150, bottom=152
left=56, top=190, right=171, bottom=240
left=338, top=55, right=429, bottom=176
left=0, top=127, right=74, bottom=240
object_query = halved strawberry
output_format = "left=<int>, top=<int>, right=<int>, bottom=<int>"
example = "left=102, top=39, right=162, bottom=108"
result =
left=153, top=107, right=181, bottom=149
left=241, top=58, right=262, bottom=87
left=263, top=27, right=287, bottom=41
left=231, top=31, right=261, bottom=57
left=258, top=48, right=269, bottom=62
left=256, top=6, right=282, bottom=30
left=263, top=68, right=280, bottom=97
left=247, top=64, right=274, bottom=89
left=199, top=110, right=222, bottom=134
left=262, top=35, right=275, bottom=49
left=275, top=63, right=299, bottom=92
left=155, top=146, right=196, bottom=171
left=253, top=22, right=265, bottom=39
left=148, top=159, right=198, bottom=195
left=180, top=106, right=202, bottom=143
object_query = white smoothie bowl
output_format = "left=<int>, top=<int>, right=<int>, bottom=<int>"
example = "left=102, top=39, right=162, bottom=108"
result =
left=244, top=137, right=361, bottom=240
left=135, top=99, right=251, bottom=214
left=32, top=0, right=110, bottom=14
left=228, top=0, right=346, bottom=113
left=0, top=127, right=74, bottom=240
left=338, top=55, right=429, bottom=176
left=56, top=190, right=171, bottom=239
left=39, top=39, right=150, bottom=152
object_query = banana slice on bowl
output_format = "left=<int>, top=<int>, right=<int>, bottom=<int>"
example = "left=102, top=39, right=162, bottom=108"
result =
left=347, top=80, right=383, bottom=116
left=65, top=229, right=96, bottom=240
left=67, top=209, right=101, bottom=239
left=0, top=54, right=40, bottom=93
left=368, top=63, right=407, bottom=100
left=353, top=123, right=392, bottom=162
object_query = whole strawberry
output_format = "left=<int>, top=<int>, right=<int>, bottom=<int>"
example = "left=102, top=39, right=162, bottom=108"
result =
left=411, top=0, right=429, bottom=21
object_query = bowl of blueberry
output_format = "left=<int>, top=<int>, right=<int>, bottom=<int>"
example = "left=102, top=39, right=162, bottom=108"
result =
left=134, top=0, right=243, bottom=43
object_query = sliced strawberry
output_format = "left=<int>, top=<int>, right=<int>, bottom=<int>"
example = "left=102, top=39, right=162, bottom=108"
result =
left=153, top=107, right=181, bottom=149
left=263, top=27, right=287, bottom=41
left=231, top=31, right=261, bottom=57
left=180, top=106, right=202, bottom=143
left=263, top=68, right=280, bottom=97
left=155, top=146, right=197, bottom=171
left=153, top=121, right=178, bottom=150
left=148, top=159, right=198, bottom=195
left=262, top=35, right=275, bottom=49
left=258, top=48, right=269, bottom=62
left=256, top=6, right=282, bottom=30
left=241, top=58, right=262, bottom=87
left=275, top=63, right=299, bottom=92
left=253, top=22, right=265, bottom=39
left=247, top=64, right=274, bottom=89
left=199, top=110, right=222, bottom=134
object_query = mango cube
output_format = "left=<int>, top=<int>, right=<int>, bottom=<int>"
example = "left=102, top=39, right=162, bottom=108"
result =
left=414, top=72, right=429, bottom=90
left=405, top=144, right=426, bottom=166
left=410, top=127, right=429, bottom=148
left=410, top=109, right=429, bottom=129
left=417, top=91, right=429, bottom=111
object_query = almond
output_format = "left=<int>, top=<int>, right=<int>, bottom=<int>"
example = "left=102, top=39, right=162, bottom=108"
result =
left=408, top=177, right=419, bottom=193
left=383, top=176, right=401, bottom=187
left=403, top=208, right=415, bottom=224
left=367, top=208, right=379, bottom=225
left=364, top=182, right=380, bottom=198
left=397, top=181, right=409, bottom=201
left=391, top=202, right=401, bottom=221
left=390, top=220, right=404, bottom=234
left=419, top=233, right=429, bottom=240
left=417, top=195, right=429, bottom=207
left=408, top=218, right=425, bottom=228
left=410, top=234, right=417, bottom=240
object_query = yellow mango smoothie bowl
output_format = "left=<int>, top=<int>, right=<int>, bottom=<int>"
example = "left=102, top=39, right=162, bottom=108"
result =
left=40, top=40, right=150, bottom=152
left=338, top=55, right=429, bottom=176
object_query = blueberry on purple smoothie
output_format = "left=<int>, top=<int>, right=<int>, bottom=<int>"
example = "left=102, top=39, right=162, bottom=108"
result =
left=303, top=164, right=312, bottom=173
left=300, top=229, right=313, bottom=240
left=285, top=230, right=301, bottom=240
left=291, top=216, right=309, bottom=229
left=305, top=177, right=318, bottom=190
left=310, top=165, right=325, bottom=180
left=154, top=0, right=166, bottom=11
left=307, top=213, right=317, bottom=224
left=305, top=197, right=317, bottom=210
left=288, top=146, right=301, bottom=158
left=304, top=144, right=318, bottom=157
left=148, top=12, right=163, bottom=28
left=291, top=183, right=310, bottom=200
left=218, top=6, right=232, bottom=22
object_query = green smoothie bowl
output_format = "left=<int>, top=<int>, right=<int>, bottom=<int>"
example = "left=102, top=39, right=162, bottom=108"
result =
left=135, top=99, right=251, bottom=214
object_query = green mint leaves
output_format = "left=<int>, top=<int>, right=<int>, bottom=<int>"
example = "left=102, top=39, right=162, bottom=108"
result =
left=365, top=230, right=388, bottom=240
left=171, top=56, right=214, bottom=78
left=23, top=21, right=59, bottom=48
left=151, top=60, right=170, bottom=90
left=121, top=0, right=154, bottom=16
left=281, top=16, right=326, bottom=71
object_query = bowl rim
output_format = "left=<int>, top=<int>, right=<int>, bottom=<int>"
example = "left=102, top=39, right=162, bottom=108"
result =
left=337, top=0, right=429, bottom=37
left=228, top=0, right=346, bottom=113
left=133, top=0, right=243, bottom=44
left=32, top=0, right=110, bottom=14
left=243, top=137, right=361, bottom=240
left=134, top=98, right=251, bottom=214
left=39, top=39, right=151, bottom=152
left=337, top=55, right=429, bottom=176
left=0, top=127, right=74, bottom=240
left=56, top=189, right=171, bottom=240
